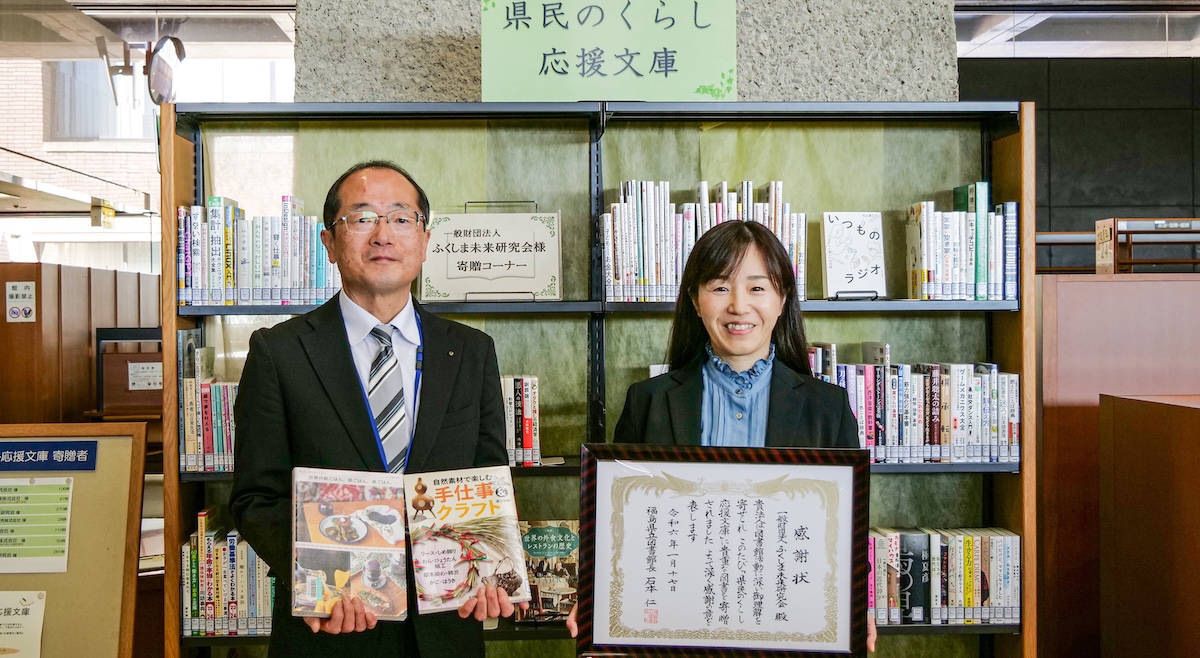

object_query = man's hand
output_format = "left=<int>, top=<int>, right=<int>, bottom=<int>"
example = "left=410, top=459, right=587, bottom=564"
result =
left=304, top=597, right=377, bottom=634
left=567, top=603, right=578, bottom=637
left=457, top=583, right=530, bottom=621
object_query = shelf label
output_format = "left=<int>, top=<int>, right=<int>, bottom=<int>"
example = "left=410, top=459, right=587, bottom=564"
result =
left=482, top=0, right=737, bottom=101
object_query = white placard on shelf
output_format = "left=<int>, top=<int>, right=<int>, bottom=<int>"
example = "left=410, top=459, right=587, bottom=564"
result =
left=419, top=213, right=562, bottom=302
left=821, top=212, right=887, bottom=300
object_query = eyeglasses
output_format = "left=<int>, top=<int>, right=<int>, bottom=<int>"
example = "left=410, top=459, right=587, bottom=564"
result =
left=334, top=209, right=426, bottom=235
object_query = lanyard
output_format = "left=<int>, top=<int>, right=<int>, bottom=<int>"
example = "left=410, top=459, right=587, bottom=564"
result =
left=363, top=311, right=424, bottom=472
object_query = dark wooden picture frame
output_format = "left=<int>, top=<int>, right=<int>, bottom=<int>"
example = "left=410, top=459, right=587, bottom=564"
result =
left=577, top=443, right=869, bottom=657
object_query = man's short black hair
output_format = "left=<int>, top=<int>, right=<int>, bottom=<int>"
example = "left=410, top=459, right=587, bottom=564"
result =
left=322, top=160, right=431, bottom=230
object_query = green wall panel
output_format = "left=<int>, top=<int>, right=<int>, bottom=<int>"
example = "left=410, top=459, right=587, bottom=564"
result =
left=471, top=315, right=589, bottom=459
left=486, top=638, right=575, bottom=658
left=603, top=315, right=673, bottom=440
left=870, top=474, right=983, bottom=528
left=485, top=120, right=592, bottom=300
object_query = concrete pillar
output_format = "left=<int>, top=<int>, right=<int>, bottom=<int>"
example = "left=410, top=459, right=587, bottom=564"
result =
left=295, top=0, right=958, bottom=102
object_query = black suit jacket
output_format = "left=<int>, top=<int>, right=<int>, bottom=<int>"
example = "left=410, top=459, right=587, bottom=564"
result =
left=230, top=295, right=507, bottom=658
left=614, top=361, right=860, bottom=449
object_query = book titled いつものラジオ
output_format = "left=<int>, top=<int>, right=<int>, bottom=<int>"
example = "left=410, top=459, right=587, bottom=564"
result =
left=404, top=465, right=531, bottom=614
left=292, top=467, right=409, bottom=621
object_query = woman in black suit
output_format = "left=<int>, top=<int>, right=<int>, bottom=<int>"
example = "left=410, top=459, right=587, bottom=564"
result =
left=614, top=219, right=859, bottom=449
left=571, top=219, right=875, bottom=650
left=618, top=219, right=876, bottom=648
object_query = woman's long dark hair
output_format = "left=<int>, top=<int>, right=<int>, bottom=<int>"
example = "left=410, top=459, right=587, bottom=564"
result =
left=666, top=220, right=812, bottom=377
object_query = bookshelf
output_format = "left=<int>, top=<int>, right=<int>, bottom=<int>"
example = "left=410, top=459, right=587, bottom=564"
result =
left=159, top=101, right=1037, bottom=657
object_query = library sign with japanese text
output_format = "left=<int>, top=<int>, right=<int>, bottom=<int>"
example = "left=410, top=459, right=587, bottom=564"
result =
left=419, top=213, right=562, bottom=302
left=482, top=0, right=736, bottom=101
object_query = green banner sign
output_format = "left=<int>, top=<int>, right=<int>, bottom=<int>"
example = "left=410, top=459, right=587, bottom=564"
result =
left=482, top=0, right=737, bottom=101
left=521, top=525, right=580, bottom=558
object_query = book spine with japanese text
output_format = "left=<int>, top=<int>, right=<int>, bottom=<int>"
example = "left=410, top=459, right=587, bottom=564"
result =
left=180, top=522, right=274, bottom=636
left=404, top=464, right=531, bottom=614
left=820, top=344, right=1019, bottom=463
left=292, top=467, right=409, bottom=621
left=604, top=179, right=805, bottom=302
left=175, top=200, right=339, bottom=307
left=866, top=527, right=1020, bottom=626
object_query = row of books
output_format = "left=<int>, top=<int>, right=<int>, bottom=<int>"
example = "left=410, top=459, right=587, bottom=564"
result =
left=812, top=342, right=1021, bottom=463
left=502, top=375, right=541, bottom=466
left=180, top=510, right=275, bottom=637
left=904, top=185, right=1019, bottom=301
left=176, top=328, right=241, bottom=472
left=175, top=195, right=343, bottom=307
left=602, top=179, right=806, bottom=302
left=869, top=527, right=1021, bottom=627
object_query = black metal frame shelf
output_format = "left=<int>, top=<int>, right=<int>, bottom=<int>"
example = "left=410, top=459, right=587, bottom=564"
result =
left=180, top=471, right=233, bottom=482
left=871, top=462, right=1019, bottom=474
left=180, top=459, right=1016, bottom=481
left=178, top=622, right=1021, bottom=645
left=178, top=302, right=602, bottom=317
left=603, top=300, right=1020, bottom=313
left=877, top=623, right=1021, bottom=636
left=181, top=635, right=269, bottom=648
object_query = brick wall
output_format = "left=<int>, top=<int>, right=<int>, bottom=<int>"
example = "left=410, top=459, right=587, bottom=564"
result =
left=0, top=59, right=159, bottom=213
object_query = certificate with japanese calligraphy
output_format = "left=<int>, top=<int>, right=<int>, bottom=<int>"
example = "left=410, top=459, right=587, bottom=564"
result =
left=419, top=212, right=562, bottom=302
left=404, top=465, right=532, bottom=613
left=584, top=447, right=868, bottom=655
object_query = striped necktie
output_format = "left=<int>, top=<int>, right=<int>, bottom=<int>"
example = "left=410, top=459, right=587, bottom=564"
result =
left=368, top=324, right=408, bottom=472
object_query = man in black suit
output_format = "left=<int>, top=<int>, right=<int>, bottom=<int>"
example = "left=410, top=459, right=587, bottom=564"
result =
left=231, top=160, right=516, bottom=657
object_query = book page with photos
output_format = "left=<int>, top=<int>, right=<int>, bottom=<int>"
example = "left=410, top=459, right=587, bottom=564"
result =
left=292, top=468, right=409, bottom=621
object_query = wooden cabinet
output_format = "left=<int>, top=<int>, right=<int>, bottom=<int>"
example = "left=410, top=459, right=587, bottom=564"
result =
left=1039, top=273, right=1200, bottom=656
left=0, top=263, right=159, bottom=424
left=1099, top=394, right=1200, bottom=658
left=159, top=101, right=1037, bottom=658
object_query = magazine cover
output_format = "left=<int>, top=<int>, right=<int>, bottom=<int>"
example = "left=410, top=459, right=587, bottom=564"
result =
left=515, top=520, right=580, bottom=623
left=292, top=467, right=408, bottom=621
left=404, top=465, right=531, bottom=614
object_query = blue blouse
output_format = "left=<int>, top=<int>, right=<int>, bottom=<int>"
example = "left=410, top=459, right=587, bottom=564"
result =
left=700, top=344, right=775, bottom=447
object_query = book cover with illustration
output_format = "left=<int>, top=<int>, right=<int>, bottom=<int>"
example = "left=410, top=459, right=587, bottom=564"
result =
left=514, top=520, right=580, bottom=623
left=404, top=465, right=531, bottom=614
left=292, top=467, right=409, bottom=621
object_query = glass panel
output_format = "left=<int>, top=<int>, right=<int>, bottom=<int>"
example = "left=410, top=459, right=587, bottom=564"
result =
left=957, top=11, right=1200, bottom=58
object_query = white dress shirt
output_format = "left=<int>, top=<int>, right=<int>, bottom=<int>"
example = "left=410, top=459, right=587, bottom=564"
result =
left=339, top=292, right=422, bottom=441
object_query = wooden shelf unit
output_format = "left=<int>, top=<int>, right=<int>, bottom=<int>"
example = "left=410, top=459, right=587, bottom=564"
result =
left=159, top=101, right=1038, bottom=657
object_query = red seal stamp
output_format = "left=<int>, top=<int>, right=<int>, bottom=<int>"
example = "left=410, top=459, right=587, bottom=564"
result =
left=644, top=608, right=658, bottom=624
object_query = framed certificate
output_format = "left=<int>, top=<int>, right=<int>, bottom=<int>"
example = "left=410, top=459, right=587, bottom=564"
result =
left=578, top=444, right=869, bottom=657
